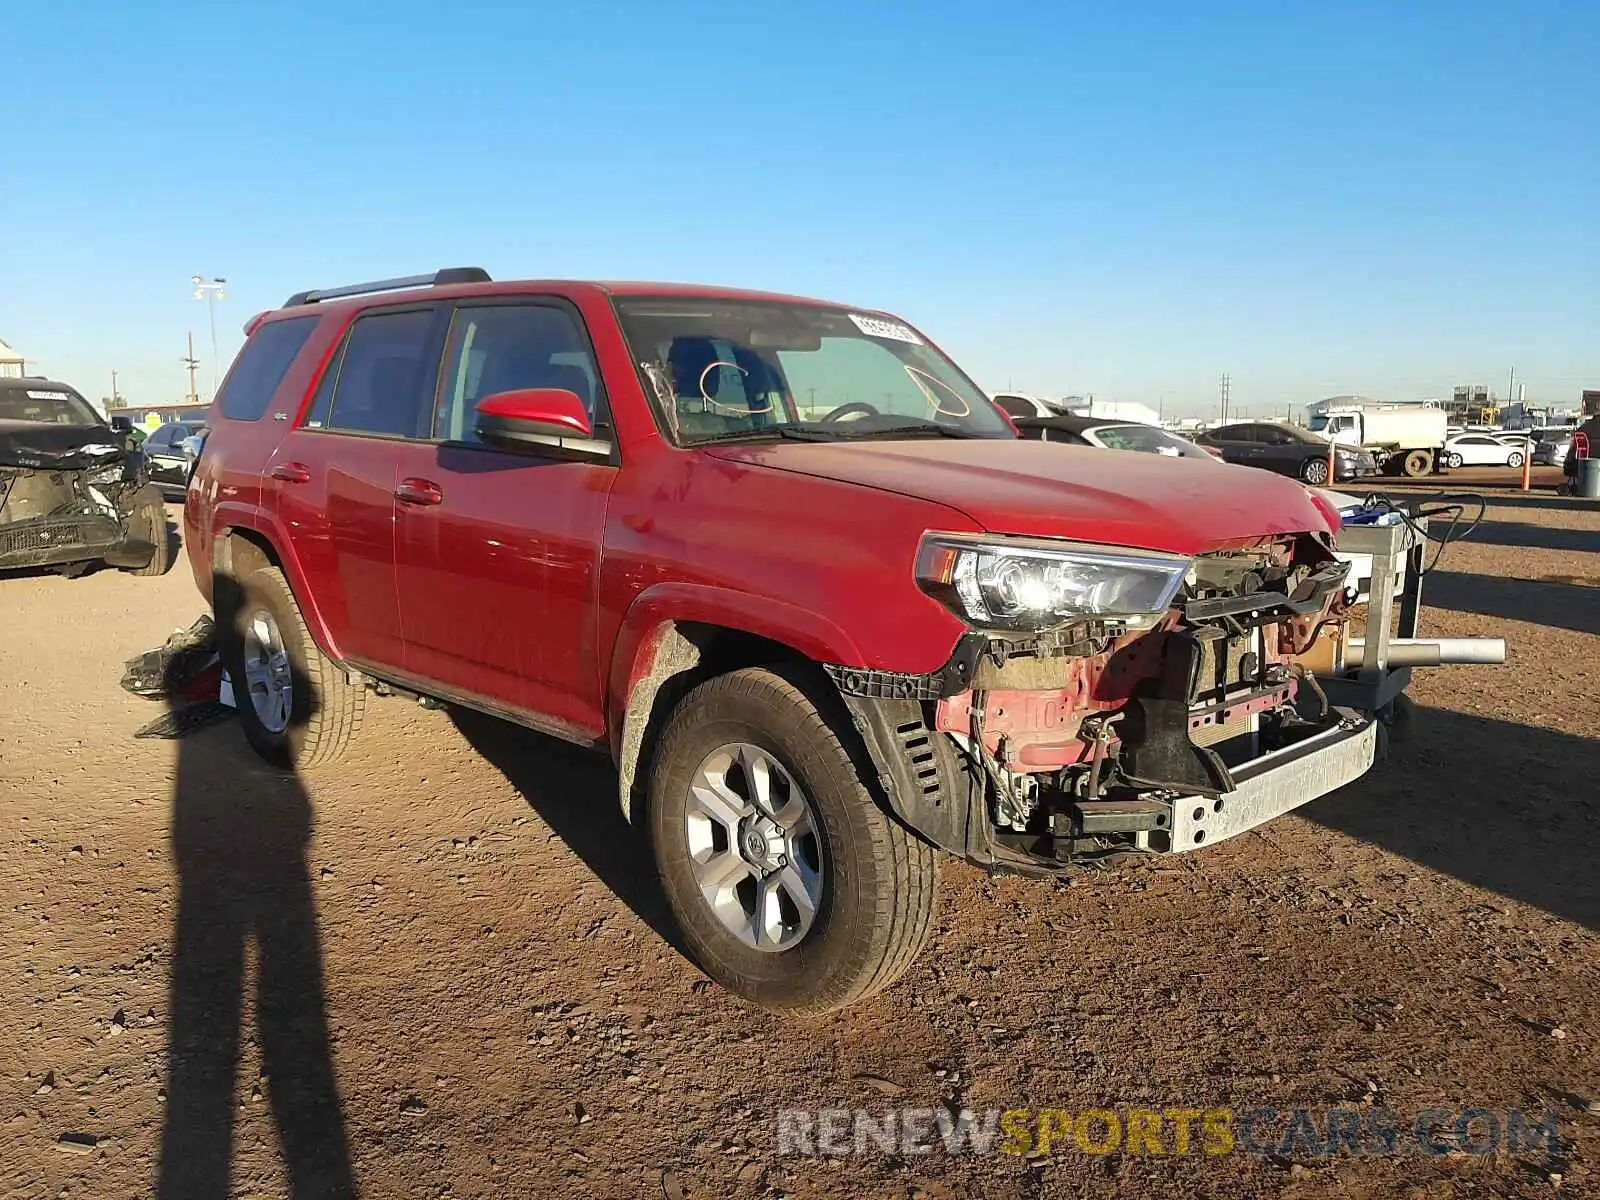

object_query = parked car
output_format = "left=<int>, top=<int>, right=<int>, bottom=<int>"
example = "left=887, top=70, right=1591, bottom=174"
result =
left=1010, top=412, right=1222, bottom=460
left=1441, top=432, right=1527, bottom=469
left=0, top=378, right=171, bottom=577
left=187, top=267, right=1390, bottom=1013
left=990, top=392, right=1063, bottom=420
left=1194, top=421, right=1377, bottom=485
left=1533, top=428, right=1575, bottom=466
left=144, top=420, right=209, bottom=498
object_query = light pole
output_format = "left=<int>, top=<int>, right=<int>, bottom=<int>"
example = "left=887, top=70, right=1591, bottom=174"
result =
left=191, top=275, right=227, bottom=397
left=1158, top=391, right=1175, bottom=423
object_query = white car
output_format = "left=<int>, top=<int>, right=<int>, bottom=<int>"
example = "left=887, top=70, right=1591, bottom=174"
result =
left=1442, top=432, right=1527, bottom=469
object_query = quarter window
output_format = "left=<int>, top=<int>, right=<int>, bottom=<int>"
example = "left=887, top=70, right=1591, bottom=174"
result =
left=217, top=316, right=318, bottom=422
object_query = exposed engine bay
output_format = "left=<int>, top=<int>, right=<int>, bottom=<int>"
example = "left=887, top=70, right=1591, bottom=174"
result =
left=0, top=415, right=165, bottom=573
left=831, top=532, right=1369, bottom=874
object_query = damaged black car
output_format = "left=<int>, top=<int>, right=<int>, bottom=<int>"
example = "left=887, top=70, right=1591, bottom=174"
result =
left=0, top=378, right=173, bottom=578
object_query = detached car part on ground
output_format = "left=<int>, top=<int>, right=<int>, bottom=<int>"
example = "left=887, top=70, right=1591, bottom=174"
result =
left=0, top=379, right=172, bottom=578
left=184, top=268, right=1500, bottom=1014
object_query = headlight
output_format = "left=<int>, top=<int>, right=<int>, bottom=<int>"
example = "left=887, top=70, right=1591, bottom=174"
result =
left=916, top=535, right=1190, bottom=631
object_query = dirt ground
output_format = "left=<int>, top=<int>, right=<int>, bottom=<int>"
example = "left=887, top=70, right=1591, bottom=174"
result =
left=2, top=475, right=1599, bottom=1199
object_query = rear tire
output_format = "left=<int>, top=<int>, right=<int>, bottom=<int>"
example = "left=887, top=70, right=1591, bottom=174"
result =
left=217, top=565, right=364, bottom=768
left=1401, top=449, right=1432, bottom=478
left=1507, top=450, right=1525, bottom=469
left=646, top=666, right=938, bottom=1013
left=1446, top=452, right=1463, bottom=469
left=123, top=499, right=174, bottom=577
left=1301, top=457, right=1330, bottom=485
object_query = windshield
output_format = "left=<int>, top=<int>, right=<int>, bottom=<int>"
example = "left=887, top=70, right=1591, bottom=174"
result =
left=1307, top=413, right=1329, bottom=432
left=614, top=298, right=1012, bottom=444
left=0, top=386, right=102, bottom=426
left=1090, top=424, right=1199, bottom=456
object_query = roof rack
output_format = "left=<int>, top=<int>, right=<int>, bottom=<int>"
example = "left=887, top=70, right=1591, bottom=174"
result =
left=282, top=266, right=491, bottom=308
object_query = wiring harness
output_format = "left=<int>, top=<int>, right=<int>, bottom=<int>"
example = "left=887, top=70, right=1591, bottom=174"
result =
left=1351, top=491, right=1488, bottom=573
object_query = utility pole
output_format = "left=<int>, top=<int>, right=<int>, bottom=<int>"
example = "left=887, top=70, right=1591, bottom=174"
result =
left=110, top=370, right=120, bottom=409
left=1507, top=367, right=1516, bottom=408
left=1220, top=373, right=1231, bottom=424
left=183, top=332, right=201, bottom=404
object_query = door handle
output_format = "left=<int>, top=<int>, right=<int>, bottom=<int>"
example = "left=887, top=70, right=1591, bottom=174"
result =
left=269, top=461, right=311, bottom=483
left=395, top=478, right=444, bottom=506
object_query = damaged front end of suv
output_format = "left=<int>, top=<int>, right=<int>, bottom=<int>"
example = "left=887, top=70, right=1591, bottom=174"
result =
left=0, top=381, right=170, bottom=577
left=832, top=527, right=1370, bottom=874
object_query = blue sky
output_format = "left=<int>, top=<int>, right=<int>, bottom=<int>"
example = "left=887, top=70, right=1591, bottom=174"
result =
left=2, top=1, right=1596, bottom=418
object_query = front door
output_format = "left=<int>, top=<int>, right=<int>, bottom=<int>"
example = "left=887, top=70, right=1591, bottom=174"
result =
left=393, top=298, right=618, bottom=741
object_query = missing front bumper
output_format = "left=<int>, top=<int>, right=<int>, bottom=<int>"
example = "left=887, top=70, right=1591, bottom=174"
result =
left=1153, top=711, right=1377, bottom=852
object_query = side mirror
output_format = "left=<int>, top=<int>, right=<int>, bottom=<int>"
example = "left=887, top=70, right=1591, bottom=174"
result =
left=473, top=388, right=599, bottom=456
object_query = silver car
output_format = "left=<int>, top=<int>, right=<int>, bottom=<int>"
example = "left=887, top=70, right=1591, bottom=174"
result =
left=1534, top=428, right=1575, bottom=466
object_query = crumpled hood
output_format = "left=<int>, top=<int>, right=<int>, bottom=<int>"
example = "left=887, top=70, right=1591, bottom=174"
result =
left=705, top=438, right=1336, bottom=555
left=0, top=419, right=124, bottom=471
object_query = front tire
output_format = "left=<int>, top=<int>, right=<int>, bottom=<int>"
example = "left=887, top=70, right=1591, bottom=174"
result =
left=123, top=499, right=174, bottom=577
left=1446, top=452, right=1464, bottom=468
left=1301, top=457, right=1330, bottom=485
left=216, top=565, right=364, bottom=768
left=647, top=667, right=938, bottom=1013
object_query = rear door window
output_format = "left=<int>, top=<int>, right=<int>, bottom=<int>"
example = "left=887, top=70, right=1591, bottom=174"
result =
left=217, top=316, right=319, bottom=421
left=305, top=308, right=440, bottom=438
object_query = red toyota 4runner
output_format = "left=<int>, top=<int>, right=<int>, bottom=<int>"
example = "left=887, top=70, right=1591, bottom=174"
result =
left=186, top=268, right=1373, bottom=1012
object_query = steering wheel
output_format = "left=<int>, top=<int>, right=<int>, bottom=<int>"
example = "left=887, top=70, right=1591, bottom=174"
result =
left=820, top=401, right=882, bottom=423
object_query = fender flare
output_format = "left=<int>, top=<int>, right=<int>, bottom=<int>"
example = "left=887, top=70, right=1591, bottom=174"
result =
left=607, top=582, right=865, bottom=820
left=213, top=513, right=348, bottom=664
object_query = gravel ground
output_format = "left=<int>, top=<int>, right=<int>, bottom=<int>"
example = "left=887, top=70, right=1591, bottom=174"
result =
left=2, top=481, right=1598, bottom=1199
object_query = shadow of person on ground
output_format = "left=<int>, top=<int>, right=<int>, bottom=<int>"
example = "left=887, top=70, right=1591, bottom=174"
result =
left=157, top=574, right=355, bottom=1199
left=1304, top=707, right=1600, bottom=933
left=1460, top=519, right=1600, bottom=554
left=449, top=708, right=687, bottom=956
left=1480, top=494, right=1600, bottom=515
left=1422, top=570, right=1600, bottom=636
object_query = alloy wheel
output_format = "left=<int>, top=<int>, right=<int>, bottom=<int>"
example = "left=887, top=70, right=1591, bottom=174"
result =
left=684, top=742, right=825, bottom=953
left=242, top=608, right=293, bottom=734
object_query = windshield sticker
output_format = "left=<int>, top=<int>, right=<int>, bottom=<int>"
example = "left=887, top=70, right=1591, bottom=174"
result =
left=26, top=390, right=73, bottom=401
left=849, top=314, right=924, bottom=344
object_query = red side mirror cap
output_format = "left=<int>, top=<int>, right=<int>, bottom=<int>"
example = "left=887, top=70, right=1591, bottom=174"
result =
left=474, top=387, right=596, bottom=454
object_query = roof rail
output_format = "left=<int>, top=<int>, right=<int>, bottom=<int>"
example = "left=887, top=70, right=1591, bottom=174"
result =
left=282, top=266, right=491, bottom=308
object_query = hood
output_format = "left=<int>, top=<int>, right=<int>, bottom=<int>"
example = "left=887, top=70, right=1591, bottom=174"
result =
left=0, top=419, right=124, bottom=471
left=706, top=439, right=1336, bottom=555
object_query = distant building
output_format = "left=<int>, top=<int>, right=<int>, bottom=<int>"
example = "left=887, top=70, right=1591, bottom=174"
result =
left=0, top=338, right=23, bottom=378
left=1449, top=384, right=1498, bottom=426
left=126, top=403, right=213, bottom=428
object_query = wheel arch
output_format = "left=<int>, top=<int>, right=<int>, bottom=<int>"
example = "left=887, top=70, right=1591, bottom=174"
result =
left=608, top=586, right=867, bottom=822
left=214, top=523, right=347, bottom=664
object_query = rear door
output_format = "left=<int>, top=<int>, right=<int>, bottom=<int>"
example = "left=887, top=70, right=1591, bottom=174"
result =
left=1205, top=424, right=1259, bottom=465
left=391, top=297, right=618, bottom=741
left=1252, top=425, right=1307, bottom=475
left=266, top=304, right=445, bottom=668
